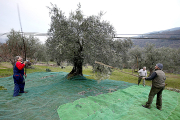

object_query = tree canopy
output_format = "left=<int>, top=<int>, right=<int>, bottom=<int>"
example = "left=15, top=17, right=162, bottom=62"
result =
left=46, top=3, right=132, bottom=77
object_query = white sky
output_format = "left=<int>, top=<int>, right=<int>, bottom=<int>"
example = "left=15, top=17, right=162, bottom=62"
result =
left=0, top=0, right=180, bottom=43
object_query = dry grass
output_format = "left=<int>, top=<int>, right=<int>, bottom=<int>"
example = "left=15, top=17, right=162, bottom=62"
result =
left=0, top=62, right=13, bottom=69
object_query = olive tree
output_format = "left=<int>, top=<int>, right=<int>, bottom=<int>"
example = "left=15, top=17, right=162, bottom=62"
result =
left=47, top=3, right=117, bottom=77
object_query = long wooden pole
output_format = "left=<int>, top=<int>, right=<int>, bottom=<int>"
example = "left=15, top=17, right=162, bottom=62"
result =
left=17, top=4, right=26, bottom=78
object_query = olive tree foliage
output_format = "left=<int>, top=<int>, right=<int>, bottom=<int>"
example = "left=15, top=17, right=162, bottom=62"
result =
left=22, top=36, right=47, bottom=63
left=26, top=36, right=42, bottom=61
left=175, top=48, right=180, bottom=73
left=128, top=45, right=143, bottom=71
left=93, top=38, right=133, bottom=80
left=142, top=43, right=162, bottom=75
left=110, top=38, right=133, bottom=69
left=46, top=3, right=118, bottom=77
left=0, top=29, right=25, bottom=66
left=143, top=44, right=180, bottom=75
left=129, top=43, right=163, bottom=75
left=157, top=47, right=180, bottom=73
left=128, top=43, right=180, bottom=75
left=33, top=44, right=48, bottom=62
left=0, top=29, right=44, bottom=66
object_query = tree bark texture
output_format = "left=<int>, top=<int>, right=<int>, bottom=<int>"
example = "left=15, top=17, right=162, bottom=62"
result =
left=149, top=68, right=154, bottom=77
left=67, top=45, right=83, bottom=79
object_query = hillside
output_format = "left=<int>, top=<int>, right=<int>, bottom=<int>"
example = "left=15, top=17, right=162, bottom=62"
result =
left=132, top=27, right=180, bottom=48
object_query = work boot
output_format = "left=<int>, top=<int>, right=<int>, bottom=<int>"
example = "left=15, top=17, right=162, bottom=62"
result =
left=19, top=91, right=28, bottom=93
left=142, top=105, right=150, bottom=109
left=13, top=94, right=21, bottom=97
left=156, top=106, right=162, bottom=111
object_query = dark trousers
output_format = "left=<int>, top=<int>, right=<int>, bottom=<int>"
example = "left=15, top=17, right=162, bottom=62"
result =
left=13, top=75, right=25, bottom=97
left=146, top=86, right=164, bottom=109
left=13, top=82, right=25, bottom=96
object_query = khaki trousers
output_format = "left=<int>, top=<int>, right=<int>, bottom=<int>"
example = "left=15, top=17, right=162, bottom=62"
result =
left=138, top=76, right=145, bottom=86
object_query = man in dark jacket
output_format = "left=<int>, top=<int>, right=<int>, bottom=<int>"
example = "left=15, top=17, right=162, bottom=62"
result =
left=142, top=63, right=166, bottom=110
left=13, top=56, right=27, bottom=97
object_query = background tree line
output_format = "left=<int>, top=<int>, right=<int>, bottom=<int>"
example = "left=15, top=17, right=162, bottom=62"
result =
left=0, top=29, right=47, bottom=66
left=128, top=44, right=180, bottom=75
left=0, top=3, right=179, bottom=77
left=1, top=29, right=179, bottom=75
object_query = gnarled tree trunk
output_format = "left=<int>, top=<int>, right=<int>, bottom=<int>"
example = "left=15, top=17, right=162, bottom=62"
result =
left=67, top=46, right=83, bottom=78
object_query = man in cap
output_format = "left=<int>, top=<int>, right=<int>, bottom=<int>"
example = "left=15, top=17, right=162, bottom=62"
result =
left=13, top=56, right=27, bottom=97
left=142, top=63, right=166, bottom=110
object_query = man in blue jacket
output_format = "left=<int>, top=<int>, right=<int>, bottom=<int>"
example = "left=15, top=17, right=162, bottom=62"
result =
left=142, top=63, right=166, bottom=110
left=13, top=56, right=27, bottom=97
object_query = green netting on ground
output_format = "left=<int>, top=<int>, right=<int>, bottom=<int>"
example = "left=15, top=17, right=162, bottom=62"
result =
left=0, top=72, right=135, bottom=120
left=57, top=85, right=180, bottom=120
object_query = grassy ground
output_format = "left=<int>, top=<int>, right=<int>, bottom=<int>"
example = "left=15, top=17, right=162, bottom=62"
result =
left=0, top=62, right=180, bottom=89
left=0, top=62, right=13, bottom=78
left=0, top=62, right=73, bottom=77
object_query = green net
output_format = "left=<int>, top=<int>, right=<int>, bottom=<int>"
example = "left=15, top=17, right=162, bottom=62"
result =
left=1, top=72, right=179, bottom=120
left=57, top=85, right=180, bottom=120
left=0, top=72, right=135, bottom=120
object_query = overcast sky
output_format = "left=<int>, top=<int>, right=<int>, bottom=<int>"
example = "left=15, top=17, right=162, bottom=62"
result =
left=1, top=0, right=180, bottom=43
